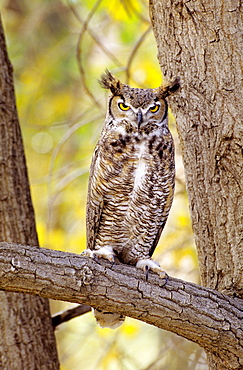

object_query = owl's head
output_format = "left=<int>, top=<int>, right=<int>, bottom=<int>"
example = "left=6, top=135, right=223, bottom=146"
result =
left=99, top=70, right=180, bottom=131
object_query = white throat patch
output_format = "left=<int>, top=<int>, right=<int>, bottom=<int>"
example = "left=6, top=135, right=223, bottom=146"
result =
left=134, top=141, right=146, bottom=189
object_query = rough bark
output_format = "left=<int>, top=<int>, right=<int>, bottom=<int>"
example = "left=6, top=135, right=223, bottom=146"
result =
left=0, top=242, right=242, bottom=369
left=0, top=16, right=59, bottom=369
left=149, top=0, right=243, bottom=369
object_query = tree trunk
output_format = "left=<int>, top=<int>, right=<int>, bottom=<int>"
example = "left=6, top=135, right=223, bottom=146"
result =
left=0, top=16, right=59, bottom=369
left=149, top=0, right=243, bottom=369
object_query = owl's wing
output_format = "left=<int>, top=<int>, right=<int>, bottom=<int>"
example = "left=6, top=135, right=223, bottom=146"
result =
left=86, top=145, right=104, bottom=250
left=149, top=220, right=166, bottom=257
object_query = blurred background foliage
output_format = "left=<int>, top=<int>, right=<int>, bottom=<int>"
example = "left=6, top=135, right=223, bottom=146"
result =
left=1, top=0, right=207, bottom=368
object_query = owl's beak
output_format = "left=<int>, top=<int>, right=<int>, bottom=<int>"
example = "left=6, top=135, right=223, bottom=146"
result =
left=137, top=109, right=143, bottom=128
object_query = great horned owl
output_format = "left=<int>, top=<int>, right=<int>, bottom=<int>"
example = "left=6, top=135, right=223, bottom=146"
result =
left=84, top=70, right=180, bottom=328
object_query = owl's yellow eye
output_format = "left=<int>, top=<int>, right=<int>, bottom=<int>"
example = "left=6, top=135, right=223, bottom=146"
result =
left=149, top=104, right=160, bottom=113
left=118, top=102, right=130, bottom=111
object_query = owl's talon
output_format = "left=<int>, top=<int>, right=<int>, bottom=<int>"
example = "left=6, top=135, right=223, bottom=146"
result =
left=81, top=249, right=94, bottom=258
left=145, top=265, right=149, bottom=281
left=83, top=246, right=115, bottom=263
left=110, top=260, right=115, bottom=267
left=93, top=254, right=101, bottom=264
left=136, top=258, right=167, bottom=280
left=159, top=272, right=169, bottom=287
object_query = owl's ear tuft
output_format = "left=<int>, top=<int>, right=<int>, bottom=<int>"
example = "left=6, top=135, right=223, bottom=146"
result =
left=155, top=77, right=180, bottom=99
left=99, top=70, right=123, bottom=95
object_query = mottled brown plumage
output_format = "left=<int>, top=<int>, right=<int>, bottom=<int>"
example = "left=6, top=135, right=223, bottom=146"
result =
left=84, top=71, right=180, bottom=328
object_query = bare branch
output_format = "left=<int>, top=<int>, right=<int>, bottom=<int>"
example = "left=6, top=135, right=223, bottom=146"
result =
left=52, top=304, right=91, bottom=328
left=125, top=26, right=152, bottom=84
left=68, top=1, right=123, bottom=68
left=75, top=0, right=104, bottom=109
left=0, top=242, right=242, bottom=368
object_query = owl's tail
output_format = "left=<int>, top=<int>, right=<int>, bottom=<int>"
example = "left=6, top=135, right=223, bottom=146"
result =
left=93, top=308, right=125, bottom=329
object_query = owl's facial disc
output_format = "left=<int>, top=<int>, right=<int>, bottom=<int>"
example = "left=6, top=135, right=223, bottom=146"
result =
left=110, top=96, right=166, bottom=129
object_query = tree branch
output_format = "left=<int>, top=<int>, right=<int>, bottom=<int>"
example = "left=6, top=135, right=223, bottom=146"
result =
left=0, top=242, right=242, bottom=367
left=52, top=304, right=91, bottom=328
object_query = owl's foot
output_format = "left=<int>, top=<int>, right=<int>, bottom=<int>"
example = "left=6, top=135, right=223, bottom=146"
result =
left=136, top=259, right=168, bottom=280
left=82, top=246, right=115, bottom=263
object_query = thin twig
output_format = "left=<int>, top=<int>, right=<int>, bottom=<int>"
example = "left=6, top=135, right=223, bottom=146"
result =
left=68, top=2, right=123, bottom=68
left=52, top=304, right=91, bottom=328
left=75, top=0, right=104, bottom=109
left=46, top=113, right=103, bottom=230
left=125, top=26, right=152, bottom=84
